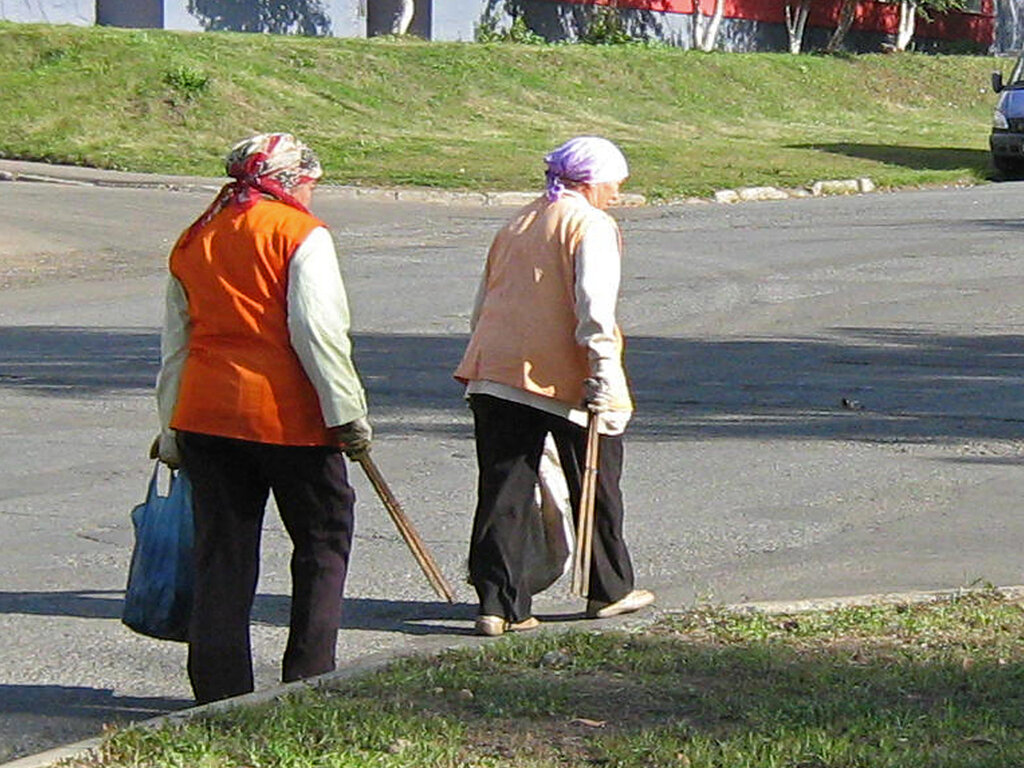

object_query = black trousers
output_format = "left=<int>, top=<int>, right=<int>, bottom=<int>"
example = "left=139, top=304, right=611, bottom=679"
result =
left=468, top=394, right=634, bottom=622
left=179, top=432, right=356, bottom=705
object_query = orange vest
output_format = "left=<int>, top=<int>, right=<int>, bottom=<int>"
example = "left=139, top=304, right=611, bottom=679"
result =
left=169, top=199, right=331, bottom=446
left=455, top=194, right=629, bottom=410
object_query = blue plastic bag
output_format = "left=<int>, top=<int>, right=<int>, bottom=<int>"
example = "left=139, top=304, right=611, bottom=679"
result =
left=122, top=463, right=194, bottom=641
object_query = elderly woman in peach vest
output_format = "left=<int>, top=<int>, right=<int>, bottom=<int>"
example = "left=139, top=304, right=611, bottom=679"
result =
left=455, top=136, right=654, bottom=636
left=155, top=133, right=371, bottom=703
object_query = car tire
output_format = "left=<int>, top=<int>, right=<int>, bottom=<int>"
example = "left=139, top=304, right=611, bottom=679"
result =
left=993, top=154, right=1024, bottom=178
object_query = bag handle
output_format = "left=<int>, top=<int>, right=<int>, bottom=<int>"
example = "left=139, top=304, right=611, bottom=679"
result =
left=146, top=462, right=178, bottom=500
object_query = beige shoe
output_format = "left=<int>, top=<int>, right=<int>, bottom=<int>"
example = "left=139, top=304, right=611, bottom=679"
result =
left=475, top=615, right=506, bottom=636
left=586, top=589, right=655, bottom=619
left=474, top=615, right=541, bottom=637
left=508, top=616, right=540, bottom=633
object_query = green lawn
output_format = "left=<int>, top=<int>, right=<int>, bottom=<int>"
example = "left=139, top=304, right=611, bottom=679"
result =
left=0, top=22, right=1005, bottom=199
left=85, top=590, right=1024, bottom=767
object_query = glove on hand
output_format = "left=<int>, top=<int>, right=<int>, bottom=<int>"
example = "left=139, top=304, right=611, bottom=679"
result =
left=149, top=430, right=181, bottom=469
left=583, top=377, right=614, bottom=412
left=585, top=358, right=631, bottom=413
left=331, top=416, right=372, bottom=457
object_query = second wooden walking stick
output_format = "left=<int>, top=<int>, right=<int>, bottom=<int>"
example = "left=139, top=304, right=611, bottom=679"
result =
left=571, top=411, right=600, bottom=598
left=353, top=452, right=456, bottom=603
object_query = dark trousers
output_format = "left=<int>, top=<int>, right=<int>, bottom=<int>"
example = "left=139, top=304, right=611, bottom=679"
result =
left=179, top=432, right=355, bottom=705
left=468, top=394, right=634, bottom=622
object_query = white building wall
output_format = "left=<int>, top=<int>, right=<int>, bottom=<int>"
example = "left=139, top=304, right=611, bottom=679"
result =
left=1, top=0, right=365, bottom=36
left=429, top=0, right=476, bottom=41
left=0, top=0, right=93, bottom=24
left=161, top=2, right=200, bottom=31
left=164, top=0, right=365, bottom=37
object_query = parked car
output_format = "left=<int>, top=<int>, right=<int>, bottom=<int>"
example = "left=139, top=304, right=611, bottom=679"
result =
left=991, top=52, right=1024, bottom=176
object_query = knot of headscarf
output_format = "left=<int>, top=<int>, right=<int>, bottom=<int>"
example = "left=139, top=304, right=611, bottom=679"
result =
left=181, top=132, right=323, bottom=245
left=544, top=136, right=629, bottom=202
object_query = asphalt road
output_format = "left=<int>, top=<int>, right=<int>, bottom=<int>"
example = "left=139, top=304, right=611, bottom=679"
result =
left=3, top=168, right=1024, bottom=761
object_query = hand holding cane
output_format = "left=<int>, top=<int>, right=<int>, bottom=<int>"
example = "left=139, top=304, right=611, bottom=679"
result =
left=571, top=408, right=600, bottom=598
left=352, top=451, right=456, bottom=603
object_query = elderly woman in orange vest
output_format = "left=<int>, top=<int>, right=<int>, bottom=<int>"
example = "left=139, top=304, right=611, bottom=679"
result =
left=154, top=133, right=371, bottom=703
left=455, top=136, right=654, bottom=637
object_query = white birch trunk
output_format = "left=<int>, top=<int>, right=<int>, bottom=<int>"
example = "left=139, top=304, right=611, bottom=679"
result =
left=825, top=0, right=857, bottom=53
left=785, top=0, right=812, bottom=54
left=390, top=0, right=414, bottom=34
left=896, top=0, right=916, bottom=50
left=693, top=0, right=725, bottom=51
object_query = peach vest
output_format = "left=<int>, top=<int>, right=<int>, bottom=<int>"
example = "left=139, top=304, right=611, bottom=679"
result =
left=169, top=199, right=330, bottom=446
left=455, top=194, right=626, bottom=409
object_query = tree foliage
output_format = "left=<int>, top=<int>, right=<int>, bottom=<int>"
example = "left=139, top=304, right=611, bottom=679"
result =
left=892, top=0, right=969, bottom=51
left=186, top=0, right=332, bottom=35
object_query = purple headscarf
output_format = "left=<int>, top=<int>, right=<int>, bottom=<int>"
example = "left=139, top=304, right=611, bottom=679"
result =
left=544, top=136, right=629, bottom=202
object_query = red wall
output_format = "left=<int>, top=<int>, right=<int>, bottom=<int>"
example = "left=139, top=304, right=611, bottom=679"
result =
left=549, top=0, right=994, bottom=45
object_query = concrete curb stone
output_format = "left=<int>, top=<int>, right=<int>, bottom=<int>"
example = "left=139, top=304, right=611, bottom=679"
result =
left=695, top=583, right=1024, bottom=616
left=711, top=177, right=877, bottom=205
left=5, top=583, right=1021, bottom=768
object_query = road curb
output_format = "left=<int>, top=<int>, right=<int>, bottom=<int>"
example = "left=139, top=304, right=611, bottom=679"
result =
left=0, top=159, right=880, bottom=208
left=5, top=583, right=1021, bottom=768
left=677, top=583, right=1024, bottom=616
left=0, top=646, right=414, bottom=768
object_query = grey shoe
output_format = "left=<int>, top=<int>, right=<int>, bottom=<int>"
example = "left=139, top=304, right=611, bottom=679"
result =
left=586, top=589, right=655, bottom=619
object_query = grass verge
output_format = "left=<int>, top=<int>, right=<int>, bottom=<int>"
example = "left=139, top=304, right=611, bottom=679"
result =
left=78, top=589, right=1024, bottom=767
left=0, top=22, right=1007, bottom=200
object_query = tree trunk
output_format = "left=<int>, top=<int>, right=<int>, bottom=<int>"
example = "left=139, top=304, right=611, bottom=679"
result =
left=702, top=0, right=725, bottom=51
left=390, top=0, right=414, bottom=34
left=693, top=0, right=725, bottom=51
left=824, top=0, right=857, bottom=53
left=896, top=0, right=916, bottom=50
left=785, top=0, right=811, bottom=54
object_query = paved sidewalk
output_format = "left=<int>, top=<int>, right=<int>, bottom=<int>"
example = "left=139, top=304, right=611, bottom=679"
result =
left=0, top=158, right=624, bottom=207
left=0, top=159, right=224, bottom=191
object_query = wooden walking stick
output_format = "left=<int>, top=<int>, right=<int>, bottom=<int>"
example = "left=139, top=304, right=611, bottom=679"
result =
left=353, top=452, right=456, bottom=603
left=571, top=410, right=600, bottom=598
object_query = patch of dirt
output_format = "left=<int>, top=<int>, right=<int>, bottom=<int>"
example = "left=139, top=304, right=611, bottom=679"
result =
left=0, top=249, right=157, bottom=289
left=400, top=668, right=711, bottom=764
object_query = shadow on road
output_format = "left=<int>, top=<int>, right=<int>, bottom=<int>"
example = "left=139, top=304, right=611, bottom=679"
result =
left=788, top=142, right=991, bottom=175
left=0, top=589, right=124, bottom=620
left=0, top=589, right=476, bottom=635
left=0, top=683, right=191, bottom=719
left=250, top=592, right=478, bottom=634
left=0, top=326, right=159, bottom=391
left=3, top=325, right=1024, bottom=444
left=0, top=684, right=192, bottom=763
